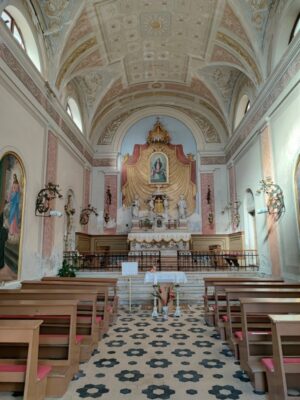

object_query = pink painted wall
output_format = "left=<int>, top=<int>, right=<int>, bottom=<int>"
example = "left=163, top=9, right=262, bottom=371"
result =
left=201, top=173, right=215, bottom=234
left=82, top=168, right=91, bottom=234
left=260, top=125, right=282, bottom=277
left=104, top=175, right=117, bottom=234
left=42, top=131, right=57, bottom=257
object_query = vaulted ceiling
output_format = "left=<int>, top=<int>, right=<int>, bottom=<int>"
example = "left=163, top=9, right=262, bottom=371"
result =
left=32, top=0, right=278, bottom=148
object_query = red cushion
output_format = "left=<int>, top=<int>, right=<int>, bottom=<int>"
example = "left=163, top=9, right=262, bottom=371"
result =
left=0, top=363, right=52, bottom=380
left=262, top=357, right=300, bottom=373
left=76, top=335, right=84, bottom=344
left=234, top=331, right=243, bottom=340
left=222, top=315, right=228, bottom=322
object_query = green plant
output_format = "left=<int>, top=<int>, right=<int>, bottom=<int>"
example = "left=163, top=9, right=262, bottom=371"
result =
left=57, top=259, right=78, bottom=277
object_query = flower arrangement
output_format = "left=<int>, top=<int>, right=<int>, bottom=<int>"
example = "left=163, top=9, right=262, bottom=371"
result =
left=152, top=283, right=175, bottom=307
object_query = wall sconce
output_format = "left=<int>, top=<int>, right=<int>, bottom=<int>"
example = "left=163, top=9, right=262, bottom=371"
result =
left=221, top=200, right=241, bottom=229
left=256, top=177, right=285, bottom=221
left=35, top=182, right=63, bottom=217
left=80, top=204, right=99, bottom=225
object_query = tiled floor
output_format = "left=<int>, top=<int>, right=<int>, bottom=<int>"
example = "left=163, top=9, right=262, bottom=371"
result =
left=2, top=305, right=268, bottom=399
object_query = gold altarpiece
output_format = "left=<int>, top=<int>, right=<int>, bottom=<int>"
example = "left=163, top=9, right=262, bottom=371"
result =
left=121, top=120, right=196, bottom=218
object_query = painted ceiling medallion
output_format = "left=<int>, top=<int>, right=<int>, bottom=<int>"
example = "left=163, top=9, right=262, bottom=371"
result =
left=141, top=12, right=171, bottom=37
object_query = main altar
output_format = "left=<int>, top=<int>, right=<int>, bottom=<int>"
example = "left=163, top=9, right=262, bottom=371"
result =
left=121, top=119, right=196, bottom=253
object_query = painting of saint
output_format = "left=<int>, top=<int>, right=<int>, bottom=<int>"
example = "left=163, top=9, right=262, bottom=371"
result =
left=0, top=153, right=24, bottom=281
left=149, top=152, right=168, bottom=184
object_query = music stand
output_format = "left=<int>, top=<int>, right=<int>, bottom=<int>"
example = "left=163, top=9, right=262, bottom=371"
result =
left=121, top=262, right=138, bottom=312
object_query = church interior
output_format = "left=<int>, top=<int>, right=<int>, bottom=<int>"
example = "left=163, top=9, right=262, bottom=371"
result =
left=0, top=0, right=300, bottom=399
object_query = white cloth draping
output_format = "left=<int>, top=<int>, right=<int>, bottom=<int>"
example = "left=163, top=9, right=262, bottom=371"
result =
left=128, top=232, right=191, bottom=243
left=144, top=271, right=187, bottom=285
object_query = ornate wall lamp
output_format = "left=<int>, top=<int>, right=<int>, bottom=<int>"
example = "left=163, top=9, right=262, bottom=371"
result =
left=256, top=177, right=285, bottom=221
left=80, top=204, right=98, bottom=225
left=35, top=182, right=63, bottom=217
left=221, top=200, right=241, bottom=229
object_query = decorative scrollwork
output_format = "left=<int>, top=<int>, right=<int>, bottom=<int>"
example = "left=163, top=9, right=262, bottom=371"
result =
left=80, top=204, right=98, bottom=225
left=256, top=177, right=285, bottom=221
left=35, top=182, right=63, bottom=216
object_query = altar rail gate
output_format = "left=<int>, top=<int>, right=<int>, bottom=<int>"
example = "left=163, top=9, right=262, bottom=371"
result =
left=63, top=250, right=259, bottom=272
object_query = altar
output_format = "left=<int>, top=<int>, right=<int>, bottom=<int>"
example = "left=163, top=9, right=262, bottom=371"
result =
left=128, top=231, right=191, bottom=254
left=144, top=271, right=187, bottom=318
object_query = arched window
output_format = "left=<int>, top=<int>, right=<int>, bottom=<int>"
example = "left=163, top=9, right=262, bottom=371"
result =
left=289, top=12, right=300, bottom=43
left=244, top=100, right=251, bottom=114
left=1, top=10, right=25, bottom=49
left=234, top=94, right=250, bottom=129
left=0, top=6, right=41, bottom=72
left=67, top=98, right=83, bottom=132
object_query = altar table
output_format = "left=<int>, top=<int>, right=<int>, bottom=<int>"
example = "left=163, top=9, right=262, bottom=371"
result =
left=144, top=271, right=187, bottom=318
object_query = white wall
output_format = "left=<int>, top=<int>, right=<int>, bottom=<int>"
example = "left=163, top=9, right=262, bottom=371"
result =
left=0, top=77, right=47, bottom=280
left=90, top=168, right=105, bottom=234
left=270, top=83, right=300, bottom=280
left=234, top=137, right=272, bottom=275
left=53, top=143, right=85, bottom=256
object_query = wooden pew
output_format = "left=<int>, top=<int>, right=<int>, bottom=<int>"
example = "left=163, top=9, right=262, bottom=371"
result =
left=0, top=289, right=100, bottom=362
left=238, top=298, right=300, bottom=393
left=42, top=276, right=119, bottom=323
left=224, top=288, right=300, bottom=358
left=203, top=277, right=283, bottom=326
left=261, top=314, right=300, bottom=400
left=0, top=299, right=79, bottom=397
left=213, top=282, right=300, bottom=338
left=21, top=281, right=110, bottom=334
left=0, top=320, right=51, bottom=400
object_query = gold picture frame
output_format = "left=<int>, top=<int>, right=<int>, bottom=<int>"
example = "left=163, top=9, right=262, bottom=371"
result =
left=149, top=152, right=169, bottom=184
left=0, top=152, right=25, bottom=281
left=295, top=155, right=300, bottom=236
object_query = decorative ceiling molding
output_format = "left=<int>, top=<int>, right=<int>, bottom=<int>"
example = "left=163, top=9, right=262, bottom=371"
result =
left=221, top=4, right=253, bottom=50
left=56, top=37, right=97, bottom=88
left=216, top=32, right=262, bottom=84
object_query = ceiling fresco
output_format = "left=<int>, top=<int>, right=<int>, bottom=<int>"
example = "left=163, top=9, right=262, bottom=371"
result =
left=31, top=0, right=278, bottom=148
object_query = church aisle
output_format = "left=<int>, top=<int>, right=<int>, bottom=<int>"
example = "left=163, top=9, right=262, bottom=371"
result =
left=3, top=305, right=267, bottom=400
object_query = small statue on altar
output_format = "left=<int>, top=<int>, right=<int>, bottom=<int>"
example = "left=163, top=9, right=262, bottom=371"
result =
left=177, top=194, right=187, bottom=219
left=132, top=195, right=140, bottom=219
left=155, top=197, right=164, bottom=214
left=148, top=197, right=155, bottom=213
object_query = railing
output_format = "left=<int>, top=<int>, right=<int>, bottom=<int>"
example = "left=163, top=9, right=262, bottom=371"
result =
left=177, top=250, right=259, bottom=271
left=63, top=251, right=161, bottom=272
left=64, top=249, right=259, bottom=272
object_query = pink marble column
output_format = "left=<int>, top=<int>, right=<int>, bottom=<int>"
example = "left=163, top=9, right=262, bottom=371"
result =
left=261, top=124, right=282, bottom=277
left=228, top=164, right=237, bottom=231
left=201, top=173, right=215, bottom=234
left=82, top=168, right=91, bottom=234
left=104, top=175, right=117, bottom=234
left=42, top=131, right=58, bottom=257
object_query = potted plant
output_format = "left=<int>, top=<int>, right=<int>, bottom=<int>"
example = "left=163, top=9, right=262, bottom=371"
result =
left=57, top=259, right=78, bottom=277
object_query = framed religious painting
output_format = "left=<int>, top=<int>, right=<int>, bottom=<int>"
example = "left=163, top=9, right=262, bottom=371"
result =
left=0, top=152, right=25, bottom=281
left=295, top=155, right=300, bottom=236
left=149, top=152, right=169, bottom=184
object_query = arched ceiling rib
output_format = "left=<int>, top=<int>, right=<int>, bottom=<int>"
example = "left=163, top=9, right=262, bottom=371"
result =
left=31, top=0, right=277, bottom=147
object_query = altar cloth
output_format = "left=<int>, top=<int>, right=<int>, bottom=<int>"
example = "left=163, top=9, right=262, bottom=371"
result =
left=128, top=232, right=191, bottom=243
left=144, top=271, right=187, bottom=285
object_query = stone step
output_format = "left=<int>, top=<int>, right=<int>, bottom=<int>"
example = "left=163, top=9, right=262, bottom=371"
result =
left=77, top=270, right=261, bottom=305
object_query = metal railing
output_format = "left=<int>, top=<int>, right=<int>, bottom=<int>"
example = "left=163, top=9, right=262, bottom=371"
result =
left=63, top=251, right=161, bottom=272
left=63, top=249, right=259, bottom=272
left=177, top=250, right=259, bottom=271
